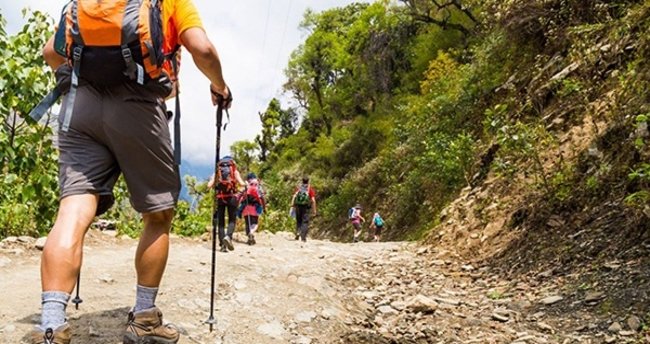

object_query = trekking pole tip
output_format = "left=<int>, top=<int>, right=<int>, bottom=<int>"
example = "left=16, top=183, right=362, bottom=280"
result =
left=205, top=316, right=216, bottom=332
left=72, top=297, right=83, bottom=310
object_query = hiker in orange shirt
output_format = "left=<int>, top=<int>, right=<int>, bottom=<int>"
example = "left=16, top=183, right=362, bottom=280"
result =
left=33, top=1, right=231, bottom=343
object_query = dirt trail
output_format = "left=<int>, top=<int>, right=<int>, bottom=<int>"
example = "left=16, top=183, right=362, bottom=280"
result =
left=0, top=229, right=645, bottom=343
left=0, top=230, right=407, bottom=343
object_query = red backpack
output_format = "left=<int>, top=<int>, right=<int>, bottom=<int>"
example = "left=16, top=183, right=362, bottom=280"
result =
left=216, top=158, right=238, bottom=196
left=244, top=182, right=262, bottom=205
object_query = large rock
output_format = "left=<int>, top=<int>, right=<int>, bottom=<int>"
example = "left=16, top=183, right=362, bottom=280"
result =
left=35, top=237, right=48, bottom=250
left=294, top=311, right=317, bottom=323
left=608, top=322, right=622, bottom=333
left=321, top=308, right=339, bottom=320
left=434, top=297, right=461, bottom=306
left=406, top=295, right=438, bottom=314
left=293, top=336, right=312, bottom=344
left=390, top=300, right=407, bottom=311
left=376, top=305, right=397, bottom=315
left=491, top=308, right=510, bottom=322
left=17, top=236, right=35, bottom=244
left=540, top=295, right=563, bottom=305
left=627, top=316, right=642, bottom=331
left=257, top=321, right=286, bottom=339
left=584, top=292, right=605, bottom=303
left=2, top=236, right=18, bottom=244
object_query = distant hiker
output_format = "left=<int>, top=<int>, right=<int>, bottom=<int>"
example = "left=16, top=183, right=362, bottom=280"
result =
left=208, top=156, right=245, bottom=253
left=33, top=0, right=231, bottom=343
left=291, top=177, right=317, bottom=242
left=370, top=212, right=385, bottom=242
left=349, top=204, right=366, bottom=243
left=239, top=172, right=266, bottom=245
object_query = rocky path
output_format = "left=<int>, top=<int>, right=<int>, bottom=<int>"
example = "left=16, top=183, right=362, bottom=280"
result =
left=0, top=230, right=647, bottom=343
left=334, top=247, right=648, bottom=344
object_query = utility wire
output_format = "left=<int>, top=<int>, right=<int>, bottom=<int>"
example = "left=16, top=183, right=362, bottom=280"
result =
left=256, top=0, right=272, bottom=77
left=275, top=0, right=294, bottom=70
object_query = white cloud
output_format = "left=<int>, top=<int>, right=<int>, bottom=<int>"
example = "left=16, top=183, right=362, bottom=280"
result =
left=2, top=0, right=364, bottom=165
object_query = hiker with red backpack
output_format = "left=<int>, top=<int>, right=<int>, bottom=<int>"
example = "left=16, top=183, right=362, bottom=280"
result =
left=291, top=177, right=317, bottom=242
left=208, top=156, right=245, bottom=253
left=349, top=204, right=366, bottom=243
left=33, top=1, right=231, bottom=343
left=239, top=172, right=266, bottom=245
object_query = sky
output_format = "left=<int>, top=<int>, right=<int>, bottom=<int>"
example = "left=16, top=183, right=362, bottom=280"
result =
left=1, top=0, right=365, bottom=166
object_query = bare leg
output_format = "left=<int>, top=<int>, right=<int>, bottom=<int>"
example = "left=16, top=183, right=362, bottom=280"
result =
left=41, top=194, right=98, bottom=293
left=136, top=209, right=174, bottom=287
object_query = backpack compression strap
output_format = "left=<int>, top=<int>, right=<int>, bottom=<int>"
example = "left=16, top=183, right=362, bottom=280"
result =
left=121, top=0, right=144, bottom=84
left=171, top=49, right=181, bottom=166
left=28, top=89, right=62, bottom=122
left=60, top=1, right=84, bottom=132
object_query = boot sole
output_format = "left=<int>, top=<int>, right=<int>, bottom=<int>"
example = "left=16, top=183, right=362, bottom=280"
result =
left=224, top=238, right=234, bottom=251
left=123, top=333, right=179, bottom=344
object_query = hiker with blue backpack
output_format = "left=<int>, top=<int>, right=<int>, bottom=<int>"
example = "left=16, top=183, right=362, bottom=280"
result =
left=349, top=204, right=366, bottom=243
left=370, top=212, right=385, bottom=242
left=291, top=177, right=317, bottom=242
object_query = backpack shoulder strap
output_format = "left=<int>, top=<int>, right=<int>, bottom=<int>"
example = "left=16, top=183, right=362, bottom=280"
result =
left=171, top=51, right=181, bottom=166
left=61, top=1, right=83, bottom=132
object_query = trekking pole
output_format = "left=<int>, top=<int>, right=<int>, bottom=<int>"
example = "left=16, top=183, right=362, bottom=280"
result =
left=205, top=105, right=222, bottom=332
left=206, top=89, right=231, bottom=332
left=244, top=186, right=252, bottom=243
left=72, top=272, right=82, bottom=309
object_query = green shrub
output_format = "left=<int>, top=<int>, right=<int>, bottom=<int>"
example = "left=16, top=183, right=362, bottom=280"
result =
left=0, top=11, right=59, bottom=239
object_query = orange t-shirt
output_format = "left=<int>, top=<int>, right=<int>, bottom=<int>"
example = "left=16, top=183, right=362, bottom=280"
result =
left=162, top=0, right=203, bottom=76
left=162, top=0, right=203, bottom=52
left=54, top=0, right=202, bottom=77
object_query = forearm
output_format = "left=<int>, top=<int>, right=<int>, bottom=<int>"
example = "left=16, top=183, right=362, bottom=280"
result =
left=43, top=36, right=66, bottom=70
left=192, top=47, right=226, bottom=91
left=181, top=28, right=227, bottom=92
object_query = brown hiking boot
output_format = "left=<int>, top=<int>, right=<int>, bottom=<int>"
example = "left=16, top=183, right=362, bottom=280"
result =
left=123, top=307, right=180, bottom=344
left=30, top=323, right=71, bottom=344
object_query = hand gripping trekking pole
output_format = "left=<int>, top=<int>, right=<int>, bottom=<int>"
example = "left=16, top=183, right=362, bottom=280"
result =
left=206, top=88, right=232, bottom=332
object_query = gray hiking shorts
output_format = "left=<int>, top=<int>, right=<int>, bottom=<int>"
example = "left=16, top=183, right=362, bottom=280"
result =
left=57, top=82, right=180, bottom=216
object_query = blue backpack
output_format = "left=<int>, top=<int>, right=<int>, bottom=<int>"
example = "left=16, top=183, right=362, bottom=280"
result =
left=348, top=207, right=356, bottom=220
left=374, top=215, right=384, bottom=227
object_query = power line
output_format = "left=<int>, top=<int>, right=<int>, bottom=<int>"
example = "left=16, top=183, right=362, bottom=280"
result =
left=275, top=0, right=294, bottom=70
left=256, top=0, right=272, bottom=76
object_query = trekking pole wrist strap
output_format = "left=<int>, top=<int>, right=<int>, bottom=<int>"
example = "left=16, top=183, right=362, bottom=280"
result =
left=211, top=85, right=232, bottom=102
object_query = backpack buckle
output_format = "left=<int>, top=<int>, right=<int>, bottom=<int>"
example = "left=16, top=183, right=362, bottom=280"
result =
left=72, top=46, right=82, bottom=62
left=121, top=47, right=133, bottom=61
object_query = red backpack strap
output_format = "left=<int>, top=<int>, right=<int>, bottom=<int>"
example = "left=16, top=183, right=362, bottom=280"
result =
left=229, top=164, right=237, bottom=189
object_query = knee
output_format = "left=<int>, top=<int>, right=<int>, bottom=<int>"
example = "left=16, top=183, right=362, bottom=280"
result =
left=43, top=235, right=83, bottom=257
left=143, top=208, right=174, bottom=229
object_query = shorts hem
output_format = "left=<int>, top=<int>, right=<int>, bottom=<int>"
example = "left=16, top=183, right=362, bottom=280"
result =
left=60, top=187, right=109, bottom=200
left=134, top=201, right=177, bottom=214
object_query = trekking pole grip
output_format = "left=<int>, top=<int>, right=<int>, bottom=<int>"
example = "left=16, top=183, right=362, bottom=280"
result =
left=212, top=86, right=233, bottom=109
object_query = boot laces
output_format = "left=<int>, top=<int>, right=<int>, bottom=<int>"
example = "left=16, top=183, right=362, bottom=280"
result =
left=44, top=328, right=54, bottom=344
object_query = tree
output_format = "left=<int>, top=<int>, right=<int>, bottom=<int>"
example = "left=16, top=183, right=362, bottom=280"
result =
left=256, top=99, right=282, bottom=162
left=278, top=106, right=298, bottom=139
left=0, top=10, right=59, bottom=238
left=398, top=0, right=479, bottom=36
left=231, top=140, right=258, bottom=173
left=284, top=4, right=369, bottom=136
